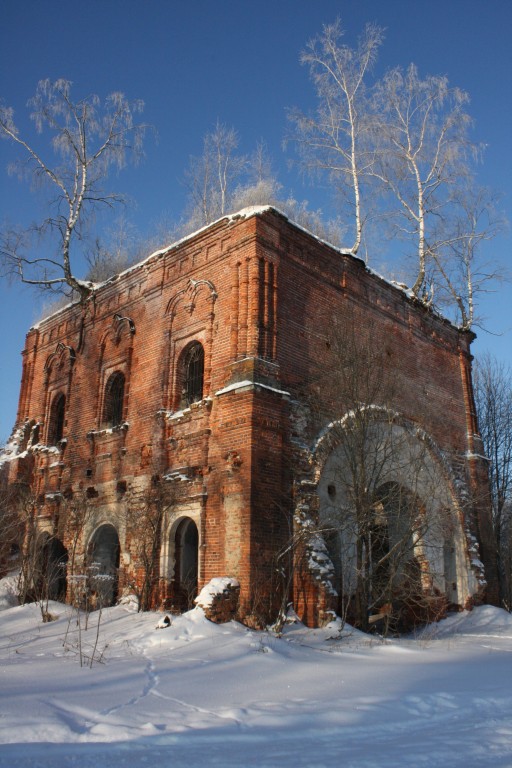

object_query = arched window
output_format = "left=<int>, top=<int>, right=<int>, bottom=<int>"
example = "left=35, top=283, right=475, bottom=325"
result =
left=181, top=342, right=204, bottom=406
left=48, top=393, right=66, bottom=445
left=103, top=372, right=125, bottom=427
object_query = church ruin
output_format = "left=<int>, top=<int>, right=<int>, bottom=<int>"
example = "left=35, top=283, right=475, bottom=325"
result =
left=1, top=206, right=498, bottom=628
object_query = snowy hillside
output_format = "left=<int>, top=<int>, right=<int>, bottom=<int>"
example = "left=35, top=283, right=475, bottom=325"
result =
left=1, top=579, right=512, bottom=767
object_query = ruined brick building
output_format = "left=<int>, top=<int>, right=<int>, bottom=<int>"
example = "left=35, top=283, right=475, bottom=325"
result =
left=2, top=207, right=498, bottom=626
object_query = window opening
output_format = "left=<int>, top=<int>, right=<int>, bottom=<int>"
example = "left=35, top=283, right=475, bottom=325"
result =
left=103, top=372, right=125, bottom=427
left=48, top=393, right=66, bottom=445
left=182, top=343, right=204, bottom=406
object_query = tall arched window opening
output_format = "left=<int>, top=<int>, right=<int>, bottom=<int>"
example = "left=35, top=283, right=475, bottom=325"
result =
left=181, top=342, right=204, bottom=407
left=103, top=372, right=125, bottom=427
left=48, top=393, right=66, bottom=445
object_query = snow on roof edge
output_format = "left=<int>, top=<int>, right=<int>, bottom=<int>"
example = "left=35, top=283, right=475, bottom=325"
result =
left=31, top=207, right=279, bottom=330
left=107, top=206, right=288, bottom=283
left=30, top=205, right=462, bottom=335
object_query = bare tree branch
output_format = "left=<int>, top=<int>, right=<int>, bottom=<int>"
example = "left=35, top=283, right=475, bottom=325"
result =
left=372, top=64, right=478, bottom=303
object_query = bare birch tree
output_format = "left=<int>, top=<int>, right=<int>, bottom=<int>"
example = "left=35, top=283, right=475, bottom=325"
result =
left=290, top=22, right=502, bottom=328
left=231, top=139, right=282, bottom=210
left=183, top=121, right=247, bottom=229
left=371, top=65, right=478, bottom=304
left=427, top=186, right=503, bottom=329
left=0, top=79, right=147, bottom=300
left=289, top=19, right=384, bottom=254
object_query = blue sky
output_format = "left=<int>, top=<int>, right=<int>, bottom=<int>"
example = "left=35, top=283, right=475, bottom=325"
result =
left=1, top=0, right=511, bottom=442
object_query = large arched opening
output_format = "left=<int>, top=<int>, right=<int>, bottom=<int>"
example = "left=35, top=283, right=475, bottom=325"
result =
left=313, top=415, right=473, bottom=631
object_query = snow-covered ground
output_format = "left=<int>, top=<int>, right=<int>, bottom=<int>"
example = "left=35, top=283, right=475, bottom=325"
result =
left=1, top=577, right=512, bottom=767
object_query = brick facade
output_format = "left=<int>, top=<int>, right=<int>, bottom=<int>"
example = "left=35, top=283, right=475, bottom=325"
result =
left=2, top=206, right=498, bottom=625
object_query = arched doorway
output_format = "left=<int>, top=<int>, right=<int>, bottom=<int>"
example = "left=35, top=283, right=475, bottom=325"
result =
left=37, top=534, right=68, bottom=601
left=172, top=517, right=199, bottom=610
left=88, top=524, right=120, bottom=607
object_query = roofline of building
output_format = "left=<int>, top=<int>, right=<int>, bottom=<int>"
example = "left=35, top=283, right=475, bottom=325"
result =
left=29, top=205, right=472, bottom=340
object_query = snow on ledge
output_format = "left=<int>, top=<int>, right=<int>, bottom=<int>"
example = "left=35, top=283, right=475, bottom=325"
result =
left=465, top=451, right=490, bottom=462
left=159, top=397, right=212, bottom=421
left=215, top=380, right=290, bottom=397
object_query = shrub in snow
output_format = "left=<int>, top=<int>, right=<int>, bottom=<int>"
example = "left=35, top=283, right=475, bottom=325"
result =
left=118, top=592, right=139, bottom=612
left=194, top=577, right=240, bottom=624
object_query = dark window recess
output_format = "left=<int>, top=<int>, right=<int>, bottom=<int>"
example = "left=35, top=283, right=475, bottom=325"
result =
left=182, top=343, right=204, bottom=406
left=103, top=372, right=125, bottom=427
left=88, top=524, right=120, bottom=607
left=48, top=393, right=66, bottom=445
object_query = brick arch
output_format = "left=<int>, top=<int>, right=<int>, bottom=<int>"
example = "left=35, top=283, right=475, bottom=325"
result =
left=99, top=313, right=135, bottom=350
left=177, top=341, right=205, bottom=408
left=44, top=342, right=76, bottom=371
left=311, top=411, right=467, bottom=535
left=35, top=532, right=68, bottom=601
left=43, top=342, right=76, bottom=386
left=162, top=279, right=217, bottom=412
left=96, top=314, right=136, bottom=430
left=42, top=343, right=76, bottom=447
left=165, top=278, right=217, bottom=320
left=293, top=409, right=481, bottom=624
left=102, top=370, right=126, bottom=428
left=312, top=407, right=461, bottom=499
